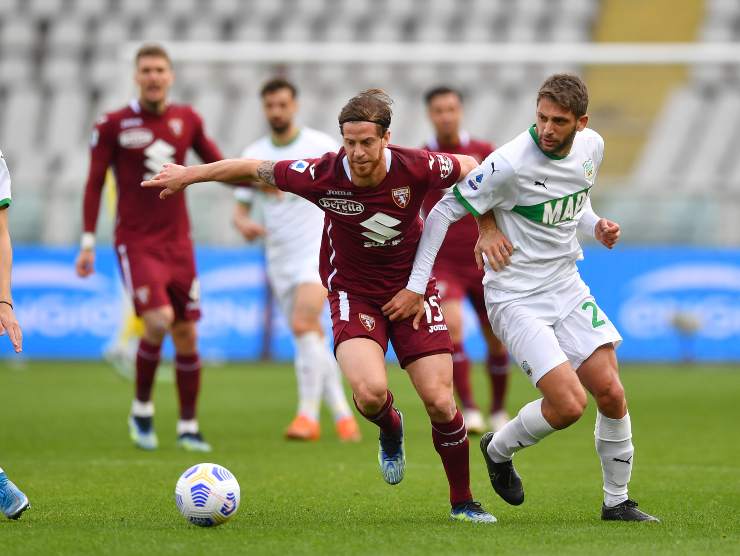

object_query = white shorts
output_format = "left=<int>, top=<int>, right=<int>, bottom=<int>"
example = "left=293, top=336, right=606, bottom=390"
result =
left=486, top=274, right=622, bottom=386
left=266, top=249, right=322, bottom=319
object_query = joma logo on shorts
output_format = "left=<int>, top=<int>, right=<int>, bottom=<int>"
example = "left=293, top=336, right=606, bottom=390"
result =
left=319, top=198, right=364, bottom=215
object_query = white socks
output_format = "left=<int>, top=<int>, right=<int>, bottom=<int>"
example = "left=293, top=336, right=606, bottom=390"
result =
left=177, top=419, right=199, bottom=435
left=488, top=398, right=555, bottom=463
left=294, top=332, right=324, bottom=420
left=595, top=411, right=633, bottom=507
left=294, top=332, right=353, bottom=422
left=131, top=399, right=154, bottom=417
left=322, top=353, right=353, bottom=421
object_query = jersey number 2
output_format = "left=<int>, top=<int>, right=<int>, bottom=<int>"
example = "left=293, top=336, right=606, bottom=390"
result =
left=581, top=301, right=605, bottom=328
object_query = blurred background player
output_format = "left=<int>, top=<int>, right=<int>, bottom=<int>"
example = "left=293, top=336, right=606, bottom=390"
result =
left=421, top=86, right=510, bottom=434
left=74, top=44, right=224, bottom=452
left=232, top=77, right=360, bottom=442
left=0, top=146, right=29, bottom=519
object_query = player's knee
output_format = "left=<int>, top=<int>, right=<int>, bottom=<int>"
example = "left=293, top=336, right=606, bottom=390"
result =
left=594, top=380, right=626, bottom=417
left=554, top=389, right=587, bottom=426
left=290, top=312, right=320, bottom=336
left=422, top=391, right=456, bottom=422
left=143, top=308, right=174, bottom=340
left=172, top=323, right=197, bottom=353
left=353, top=384, right=387, bottom=415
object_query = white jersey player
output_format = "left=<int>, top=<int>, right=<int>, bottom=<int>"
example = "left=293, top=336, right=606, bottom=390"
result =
left=233, top=78, right=360, bottom=442
left=387, top=74, right=659, bottom=522
left=0, top=148, right=29, bottom=520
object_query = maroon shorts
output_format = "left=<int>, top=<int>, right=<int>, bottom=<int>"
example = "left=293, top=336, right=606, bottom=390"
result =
left=433, top=263, right=488, bottom=325
left=115, top=243, right=201, bottom=322
left=328, top=281, right=453, bottom=369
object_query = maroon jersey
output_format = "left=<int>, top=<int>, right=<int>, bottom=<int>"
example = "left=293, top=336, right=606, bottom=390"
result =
left=273, top=145, right=462, bottom=301
left=83, top=100, right=223, bottom=248
left=421, top=133, right=494, bottom=269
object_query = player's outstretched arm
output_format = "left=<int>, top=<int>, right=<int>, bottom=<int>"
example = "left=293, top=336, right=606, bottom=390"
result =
left=141, top=159, right=277, bottom=199
left=474, top=211, right=513, bottom=272
left=0, top=208, right=21, bottom=353
left=453, top=154, right=479, bottom=177
left=382, top=190, right=468, bottom=328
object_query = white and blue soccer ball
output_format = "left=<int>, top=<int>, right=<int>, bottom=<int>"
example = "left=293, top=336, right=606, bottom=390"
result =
left=175, top=463, right=240, bottom=527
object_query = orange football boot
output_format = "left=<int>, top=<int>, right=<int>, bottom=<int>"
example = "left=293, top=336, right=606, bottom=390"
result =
left=284, top=414, right=320, bottom=441
left=335, top=416, right=362, bottom=442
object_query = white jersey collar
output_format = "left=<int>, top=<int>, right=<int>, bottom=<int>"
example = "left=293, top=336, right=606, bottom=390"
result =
left=342, top=147, right=392, bottom=181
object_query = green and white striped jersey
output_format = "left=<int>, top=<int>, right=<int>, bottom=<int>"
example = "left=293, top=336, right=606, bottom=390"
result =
left=408, top=126, right=603, bottom=303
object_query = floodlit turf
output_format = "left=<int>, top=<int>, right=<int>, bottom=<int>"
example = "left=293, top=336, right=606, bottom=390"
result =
left=0, top=360, right=738, bottom=555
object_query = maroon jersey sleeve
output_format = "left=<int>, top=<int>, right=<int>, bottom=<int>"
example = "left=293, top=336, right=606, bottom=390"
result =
left=82, top=114, right=116, bottom=234
left=423, top=150, right=462, bottom=190
left=189, top=108, right=223, bottom=164
left=273, top=153, right=333, bottom=196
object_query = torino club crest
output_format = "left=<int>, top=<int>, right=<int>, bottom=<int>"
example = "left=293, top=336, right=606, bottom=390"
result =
left=392, top=187, right=410, bottom=208
left=359, top=313, right=376, bottom=332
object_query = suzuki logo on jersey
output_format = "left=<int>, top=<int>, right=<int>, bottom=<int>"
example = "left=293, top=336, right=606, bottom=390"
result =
left=392, top=187, right=411, bottom=208
left=359, top=313, right=376, bottom=332
left=436, top=154, right=454, bottom=179
left=467, top=172, right=484, bottom=191
left=289, top=160, right=309, bottom=173
left=143, top=139, right=176, bottom=179
left=119, top=128, right=154, bottom=149
left=360, top=212, right=402, bottom=244
left=168, top=118, right=183, bottom=137
left=319, top=198, right=364, bottom=215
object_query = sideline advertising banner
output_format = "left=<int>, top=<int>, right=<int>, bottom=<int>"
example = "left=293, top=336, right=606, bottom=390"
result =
left=3, top=246, right=739, bottom=362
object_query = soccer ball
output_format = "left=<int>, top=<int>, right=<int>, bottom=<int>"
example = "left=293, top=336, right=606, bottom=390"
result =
left=175, top=463, right=240, bottom=527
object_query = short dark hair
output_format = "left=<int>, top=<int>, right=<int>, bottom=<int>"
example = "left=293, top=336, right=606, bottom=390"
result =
left=338, top=89, right=393, bottom=136
left=424, top=86, right=463, bottom=105
left=260, top=77, right=298, bottom=98
left=135, top=43, right=171, bottom=66
left=537, top=73, right=589, bottom=118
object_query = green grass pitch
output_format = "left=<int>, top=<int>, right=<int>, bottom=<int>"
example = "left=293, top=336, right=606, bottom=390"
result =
left=0, top=361, right=738, bottom=555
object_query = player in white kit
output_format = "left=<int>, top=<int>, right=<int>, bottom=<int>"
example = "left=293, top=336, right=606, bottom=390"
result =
left=386, top=74, right=659, bottom=522
left=233, top=78, right=360, bottom=442
left=0, top=148, right=29, bottom=520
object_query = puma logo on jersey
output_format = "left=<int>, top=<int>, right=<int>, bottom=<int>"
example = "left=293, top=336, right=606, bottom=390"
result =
left=534, top=177, right=548, bottom=188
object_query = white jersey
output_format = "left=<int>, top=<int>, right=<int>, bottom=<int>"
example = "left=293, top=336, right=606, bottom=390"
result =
left=408, top=126, right=603, bottom=304
left=235, top=128, right=337, bottom=263
left=0, top=149, right=12, bottom=209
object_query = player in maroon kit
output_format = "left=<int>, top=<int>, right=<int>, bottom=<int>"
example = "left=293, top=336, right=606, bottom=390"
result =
left=143, top=89, right=496, bottom=523
left=421, top=87, right=511, bottom=434
left=75, top=44, right=223, bottom=453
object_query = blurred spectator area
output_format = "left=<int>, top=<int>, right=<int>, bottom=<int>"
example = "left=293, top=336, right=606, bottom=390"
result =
left=0, top=0, right=738, bottom=245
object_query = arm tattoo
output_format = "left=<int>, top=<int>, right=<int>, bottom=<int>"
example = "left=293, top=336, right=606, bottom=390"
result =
left=256, top=161, right=276, bottom=186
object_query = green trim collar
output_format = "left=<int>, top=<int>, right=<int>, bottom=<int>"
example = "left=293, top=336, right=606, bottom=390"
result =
left=528, top=124, right=567, bottom=160
left=453, top=185, right=481, bottom=217
left=271, top=128, right=302, bottom=148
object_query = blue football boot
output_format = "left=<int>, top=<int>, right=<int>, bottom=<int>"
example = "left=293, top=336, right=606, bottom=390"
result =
left=378, top=409, right=405, bottom=485
left=0, top=472, right=30, bottom=520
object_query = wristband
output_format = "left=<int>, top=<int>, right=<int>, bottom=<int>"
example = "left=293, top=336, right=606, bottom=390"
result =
left=0, top=300, right=13, bottom=310
left=81, top=232, right=96, bottom=250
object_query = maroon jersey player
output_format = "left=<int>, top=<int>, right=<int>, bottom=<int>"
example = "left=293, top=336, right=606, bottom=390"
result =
left=75, top=44, right=223, bottom=453
left=420, top=86, right=511, bottom=435
left=143, top=89, right=496, bottom=523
